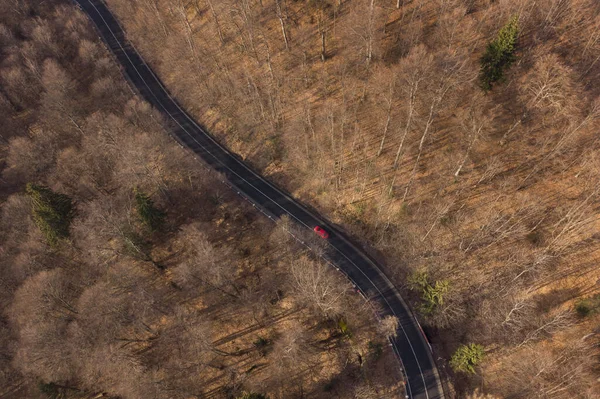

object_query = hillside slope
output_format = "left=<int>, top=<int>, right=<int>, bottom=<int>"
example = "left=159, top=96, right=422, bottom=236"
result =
left=102, top=0, right=600, bottom=396
left=0, top=1, right=402, bottom=398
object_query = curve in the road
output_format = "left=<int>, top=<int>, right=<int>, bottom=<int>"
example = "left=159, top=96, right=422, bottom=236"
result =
left=73, top=1, right=446, bottom=397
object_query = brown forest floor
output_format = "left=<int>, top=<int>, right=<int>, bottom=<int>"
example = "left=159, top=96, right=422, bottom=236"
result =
left=102, top=0, right=600, bottom=397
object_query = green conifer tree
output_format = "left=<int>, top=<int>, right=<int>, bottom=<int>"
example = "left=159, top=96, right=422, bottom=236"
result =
left=134, top=189, right=166, bottom=231
left=479, top=15, right=519, bottom=91
left=38, top=382, right=60, bottom=399
left=450, top=343, right=485, bottom=374
left=26, top=183, right=75, bottom=246
left=408, top=271, right=450, bottom=315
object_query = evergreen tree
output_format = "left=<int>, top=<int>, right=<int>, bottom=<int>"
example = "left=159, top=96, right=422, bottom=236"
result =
left=134, top=189, right=166, bottom=231
left=420, top=280, right=449, bottom=314
left=38, top=382, right=60, bottom=399
left=450, top=343, right=485, bottom=374
left=408, top=271, right=449, bottom=315
left=479, top=16, right=519, bottom=91
left=26, top=183, right=75, bottom=246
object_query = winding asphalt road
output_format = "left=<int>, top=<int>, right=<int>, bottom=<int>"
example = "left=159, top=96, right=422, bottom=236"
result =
left=73, top=1, right=445, bottom=397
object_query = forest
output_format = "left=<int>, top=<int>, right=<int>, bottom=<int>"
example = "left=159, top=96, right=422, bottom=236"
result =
left=0, top=1, right=403, bottom=398
left=99, top=0, right=600, bottom=397
left=1, top=0, right=599, bottom=397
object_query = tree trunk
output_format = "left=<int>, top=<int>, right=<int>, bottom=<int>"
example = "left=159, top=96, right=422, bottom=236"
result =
left=454, top=125, right=482, bottom=177
left=321, top=29, right=326, bottom=62
left=401, top=97, right=437, bottom=202
left=366, top=0, right=375, bottom=66
left=205, top=0, right=224, bottom=44
left=377, top=81, right=394, bottom=157
left=393, top=79, right=418, bottom=168
left=147, top=0, right=169, bottom=38
left=275, top=0, right=290, bottom=50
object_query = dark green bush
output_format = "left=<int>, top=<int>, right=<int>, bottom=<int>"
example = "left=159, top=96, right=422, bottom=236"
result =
left=575, top=295, right=600, bottom=317
left=526, top=230, right=542, bottom=246
left=368, top=340, right=384, bottom=360
left=253, top=336, right=271, bottom=356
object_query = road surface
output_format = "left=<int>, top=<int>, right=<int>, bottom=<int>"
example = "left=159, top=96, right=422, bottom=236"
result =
left=72, top=1, right=445, bottom=397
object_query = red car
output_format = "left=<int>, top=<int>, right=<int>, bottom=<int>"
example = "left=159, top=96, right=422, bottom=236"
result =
left=313, top=225, right=329, bottom=239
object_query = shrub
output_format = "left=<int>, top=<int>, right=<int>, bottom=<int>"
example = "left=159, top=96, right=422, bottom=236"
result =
left=253, top=336, right=271, bottom=356
left=575, top=294, right=600, bottom=317
left=338, top=317, right=352, bottom=338
left=368, top=341, right=384, bottom=360
left=408, top=270, right=429, bottom=290
left=525, top=230, right=542, bottom=246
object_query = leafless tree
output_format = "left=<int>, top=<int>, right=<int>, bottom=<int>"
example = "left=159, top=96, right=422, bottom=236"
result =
left=203, top=0, right=224, bottom=44
left=392, top=45, right=432, bottom=169
left=268, top=321, right=317, bottom=393
left=3, top=133, right=56, bottom=185
left=174, top=0, right=199, bottom=63
left=546, top=186, right=600, bottom=256
left=8, top=269, right=80, bottom=382
left=493, top=339, right=596, bottom=399
left=521, top=53, right=575, bottom=116
left=377, top=315, right=399, bottom=339
left=39, top=59, right=84, bottom=137
left=353, top=383, right=379, bottom=399
left=0, top=194, right=32, bottom=250
left=344, top=0, right=383, bottom=66
left=454, top=94, right=492, bottom=177
left=172, top=223, right=240, bottom=298
left=374, top=69, right=396, bottom=157
left=519, top=99, right=599, bottom=188
left=465, top=389, right=501, bottom=399
left=138, top=0, right=170, bottom=38
left=288, top=256, right=348, bottom=318
left=476, top=156, right=503, bottom=185
left=401, top=50, right=473, bottom=203
left=149, top=305, right=215, bottom=368
left=517, top=309, right=574, bottom=348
